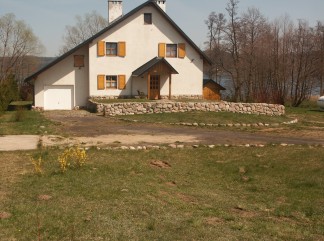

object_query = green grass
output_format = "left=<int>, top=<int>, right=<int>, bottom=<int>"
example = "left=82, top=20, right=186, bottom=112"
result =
left=93, top=98, right=154, bottom=104
left=0, top=110, right=57, bottom=135
left=119, top=111, right=291, bottom=125
left=285, top=102, right=324, bottom=129
left=1, top=147, right=323, bottom=240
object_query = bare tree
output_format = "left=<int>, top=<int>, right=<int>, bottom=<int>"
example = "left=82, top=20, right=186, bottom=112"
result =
left=222, top=0, right=243, bottom=101
left=240, top=7, right=267, bottom=101
left=205, top=12, right=226, bottom=81
left=315, top=21, right=324, bottom=96
left=60, top=11, right=108, bottom=54
left=0, top=13, right=43, bottom=83
left=204, top=0, right=322, bottom=106
left=289, top=20, right=316, bottom=106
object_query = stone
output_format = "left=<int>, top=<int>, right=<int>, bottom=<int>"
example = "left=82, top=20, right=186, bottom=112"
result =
left=0, top=212, right=12, bottom=220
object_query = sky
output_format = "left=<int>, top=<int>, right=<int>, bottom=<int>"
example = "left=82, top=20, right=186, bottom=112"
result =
left=1, top=0, right=323, bottom=57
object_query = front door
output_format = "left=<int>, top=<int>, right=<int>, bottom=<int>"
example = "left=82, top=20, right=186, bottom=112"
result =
left=150, top=75, right=160, bottom=100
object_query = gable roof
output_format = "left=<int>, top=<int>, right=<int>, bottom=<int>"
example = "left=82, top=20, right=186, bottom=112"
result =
left=25, top=0, right=211, bottom=82
left=132, top=57, right=178, bottom=76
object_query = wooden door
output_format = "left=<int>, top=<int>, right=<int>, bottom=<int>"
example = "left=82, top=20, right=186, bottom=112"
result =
left=150, top=75, right=160, bottom=100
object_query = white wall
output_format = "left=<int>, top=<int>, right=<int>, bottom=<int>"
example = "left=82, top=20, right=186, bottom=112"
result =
left=34, top=46, right=89, bottom=108
left=89, top=5, right=203, bottom=98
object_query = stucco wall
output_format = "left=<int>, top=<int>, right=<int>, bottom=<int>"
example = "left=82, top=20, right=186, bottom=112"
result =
left=89, top=5, right=203, bottom=98
left=34, top=46, right=89, bottom=108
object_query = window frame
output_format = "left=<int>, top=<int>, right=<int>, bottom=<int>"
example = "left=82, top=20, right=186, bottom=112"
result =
left=106, top=75, right=118, bottom=89
left=166, top=44, right=178, bottom=58
left=144, top=13, right=152, bottom=25
left=106, top=42, right=118, bottom=56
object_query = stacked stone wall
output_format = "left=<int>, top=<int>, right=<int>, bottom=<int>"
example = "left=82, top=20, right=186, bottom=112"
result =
left=88, top=100, right=285, bottom=116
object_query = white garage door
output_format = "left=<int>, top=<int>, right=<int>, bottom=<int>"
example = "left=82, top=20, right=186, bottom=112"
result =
left=44, top=86, right=74, bottom=110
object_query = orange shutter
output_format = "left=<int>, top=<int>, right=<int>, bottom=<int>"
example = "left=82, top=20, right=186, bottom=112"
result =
left=118, top=42, right=126, bottom=57
left=178, top=43, right=186, bottom=58
left=97, top=75, right=105, bottom=90
left=158, top=43, right=166, bottom=58
left=97, top=41, right=105, bottom=56
left=118, top=75, right=126, bottom=90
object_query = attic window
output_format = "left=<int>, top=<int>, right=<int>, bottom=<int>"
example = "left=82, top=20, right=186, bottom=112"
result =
left=106, top=42, right=118, bottom=56
left=74, top=55, right=84, bottom=67
left=166, top=44, right=177, bottom=58
left=144, top=13, right=152, bottom=25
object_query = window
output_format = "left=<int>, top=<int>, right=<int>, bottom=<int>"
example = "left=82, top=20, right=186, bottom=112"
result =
left=106, top=75, right=117, bottom=89
left=144, top=13, right=152, bottom=24
left=74, top=55, right=84, bottom=67
left=166, top=44, right=177, bottom=57
left=98, top=75, right=126, bottom=90
left=106, top=42, right=117, bottom=56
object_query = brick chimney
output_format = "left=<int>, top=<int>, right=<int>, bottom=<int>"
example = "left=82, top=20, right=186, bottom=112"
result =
left=108, top=0, right=123, bottom=24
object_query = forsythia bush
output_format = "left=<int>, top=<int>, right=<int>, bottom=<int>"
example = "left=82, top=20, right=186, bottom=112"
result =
left=31, top=156, right=43, bottom=175
left=58, top=146, right=87, bottom=173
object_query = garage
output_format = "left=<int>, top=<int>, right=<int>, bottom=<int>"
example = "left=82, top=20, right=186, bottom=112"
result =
left=44, top=86, right=74, bottom=110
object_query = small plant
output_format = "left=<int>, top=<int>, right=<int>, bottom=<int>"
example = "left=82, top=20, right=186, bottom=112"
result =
left=31, top=156, right=44, bottom=175
left=58, top=146, right=87, bottom=173
left=13, top=107, right=26, bottom=122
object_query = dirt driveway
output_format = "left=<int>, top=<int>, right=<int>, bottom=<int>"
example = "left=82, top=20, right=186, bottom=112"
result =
left=43, top=111, right=324, bottom=147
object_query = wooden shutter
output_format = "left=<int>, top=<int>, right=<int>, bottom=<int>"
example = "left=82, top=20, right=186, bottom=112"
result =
left=178, top=43, right=186, bottom=58
left=118, top=42, right=126, bottom=57
left=74, top=55, right=84, bottom=67
left=158, top=43, right=166, bottom=58
left=97, top=75, right=105, bottom=90
left=97, top=41, right=105, bottom=56
left=118, top=75, right=126, bottom=90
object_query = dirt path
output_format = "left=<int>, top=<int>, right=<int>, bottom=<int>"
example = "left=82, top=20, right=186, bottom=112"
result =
left=0, top=136, right=39, bottom=151
left=43, top=111, right=324, bottom=146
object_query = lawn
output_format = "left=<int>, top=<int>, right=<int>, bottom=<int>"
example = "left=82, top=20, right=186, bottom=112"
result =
left=285, top=102, right=324, bottom=129
left=0, top=110, right=57, bottom=135
left=118, top=111, right=291, bottom=125
left=1, top=146, right=323, bottom=240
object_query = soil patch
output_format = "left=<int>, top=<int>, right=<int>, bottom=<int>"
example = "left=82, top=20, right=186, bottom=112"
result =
left=150, top=160, right=171, bottom=169
left=43, top=110, right=324, bottom=146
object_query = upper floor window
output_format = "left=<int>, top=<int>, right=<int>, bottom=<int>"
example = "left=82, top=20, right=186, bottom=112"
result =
left=144, top=13, right=152, bottom=25
left=106, top=42, right=117, bottom=56
left=166, top=44, right=177, bottom=57
left=106, top=75, right=117, bottom=89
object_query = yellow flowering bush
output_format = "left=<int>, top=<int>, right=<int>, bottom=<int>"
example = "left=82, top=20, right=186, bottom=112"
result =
left=31, top=156, right=43, bottom=175
left=58, top=146, right=87, bottom=173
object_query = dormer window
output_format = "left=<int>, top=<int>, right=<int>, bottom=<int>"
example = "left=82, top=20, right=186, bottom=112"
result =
left=144, top=13, right=152, bottom=25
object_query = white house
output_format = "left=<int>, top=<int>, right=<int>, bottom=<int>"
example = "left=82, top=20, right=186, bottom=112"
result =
left=25, top=0, right=211, bottom=110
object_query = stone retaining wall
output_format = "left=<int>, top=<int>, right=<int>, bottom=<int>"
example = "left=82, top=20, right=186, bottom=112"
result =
left=89, top=100, right=285, bottom=116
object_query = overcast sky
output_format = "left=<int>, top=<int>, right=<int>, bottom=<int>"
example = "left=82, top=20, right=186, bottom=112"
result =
left=1, top=0, right=323, bottom=57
